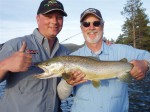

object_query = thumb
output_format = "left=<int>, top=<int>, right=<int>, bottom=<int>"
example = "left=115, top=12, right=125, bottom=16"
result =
left=19, top=41, right=27, bottom=52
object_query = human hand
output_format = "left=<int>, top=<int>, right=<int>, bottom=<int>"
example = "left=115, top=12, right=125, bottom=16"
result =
left=3, top=41, right=32, bottom=72
left=130, top=60, right=148, bottom=80
left=66, top=70, right=87, bottom=86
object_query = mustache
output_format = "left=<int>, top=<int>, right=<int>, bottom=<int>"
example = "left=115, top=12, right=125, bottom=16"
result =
left=87, top=30, right=97, bottom=34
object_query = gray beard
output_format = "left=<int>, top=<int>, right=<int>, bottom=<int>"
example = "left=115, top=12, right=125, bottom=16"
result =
left=85, top=31, right=103, bottom=44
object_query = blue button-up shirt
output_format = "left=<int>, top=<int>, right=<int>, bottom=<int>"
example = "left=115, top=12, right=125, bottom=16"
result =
left=61, top=42, right=150, bottom=112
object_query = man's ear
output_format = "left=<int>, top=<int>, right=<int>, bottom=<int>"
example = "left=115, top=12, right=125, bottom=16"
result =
left=36, top=15, right=40, bottom=24
left=80, top=25, right=83, bottom=30
left=102, top=24, right=104, bottom=30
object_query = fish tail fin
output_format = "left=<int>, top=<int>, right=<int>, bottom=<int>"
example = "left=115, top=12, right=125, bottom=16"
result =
left=117, top=72, right=133, bottom=83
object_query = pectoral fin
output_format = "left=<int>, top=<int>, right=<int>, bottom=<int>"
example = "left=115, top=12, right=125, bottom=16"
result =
left=62, top=73, right=72, bottom=80
left=92, top=79, right=101, bottom=88
left=120, top=58, right=128, bottom=62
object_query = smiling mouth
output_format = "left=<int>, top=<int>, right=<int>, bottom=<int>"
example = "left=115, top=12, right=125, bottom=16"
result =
left=87, top=31, right=97, bottom=34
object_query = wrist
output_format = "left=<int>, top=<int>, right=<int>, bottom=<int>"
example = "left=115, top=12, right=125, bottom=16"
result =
left=145, top=61, right=150, bottom=76
left=0, top=60, right=9, bottom=80
left=0, top=60, right=9, bottom=72
left=62, top=79, right=73, bottom=88
left=147, top=61, right=150, bottom=70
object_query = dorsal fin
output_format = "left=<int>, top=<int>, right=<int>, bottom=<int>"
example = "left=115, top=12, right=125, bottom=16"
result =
left=87, top=56, right=100, bottom=61
left=120, top=58, right=128, bottom=62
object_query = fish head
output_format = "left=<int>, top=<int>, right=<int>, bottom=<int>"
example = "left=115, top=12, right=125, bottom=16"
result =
left=34, top=61, right=64, bottom=79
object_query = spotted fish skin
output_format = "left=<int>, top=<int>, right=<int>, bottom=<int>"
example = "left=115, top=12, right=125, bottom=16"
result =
left=34, top=56, right=133, bottom=87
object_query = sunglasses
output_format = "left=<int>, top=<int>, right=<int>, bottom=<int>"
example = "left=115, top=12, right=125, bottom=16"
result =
left=82, top=21, right=101, bottom=27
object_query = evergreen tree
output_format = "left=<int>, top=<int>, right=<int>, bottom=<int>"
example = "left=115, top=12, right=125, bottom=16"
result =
left=117, top=0, right=150, bottom=51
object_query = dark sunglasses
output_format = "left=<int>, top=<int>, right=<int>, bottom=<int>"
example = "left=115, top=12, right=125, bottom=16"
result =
left=82, top=21, right=101, bottom=27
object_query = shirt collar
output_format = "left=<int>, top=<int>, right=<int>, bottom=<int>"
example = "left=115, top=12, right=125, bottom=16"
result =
left=33, top=28, right=60, bottom=57
left=84, top=41, right=109, bottom=55
left=33, top=28, right=59, bottom=45
left=102, top=41, right=109, bottom=55
left=33, top=28, right=45, bottom=45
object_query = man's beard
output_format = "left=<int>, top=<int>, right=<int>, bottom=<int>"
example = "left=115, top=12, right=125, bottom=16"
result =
left=85, top=31, right=103, bottom=44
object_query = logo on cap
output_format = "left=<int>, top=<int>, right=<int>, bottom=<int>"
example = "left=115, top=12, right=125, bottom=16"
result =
left=37, top=0, right=67, bottom=16
left=83, top=9, right=97, bottom=15
left=44, top=0, right=62, bottom=8
left=80, top=8, right=103, bottom=22
left=50, top=0, right=57, bottom=3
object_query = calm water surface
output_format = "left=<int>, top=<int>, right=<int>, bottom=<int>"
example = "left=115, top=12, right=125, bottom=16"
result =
left=128, top=72, right=150, bottom=112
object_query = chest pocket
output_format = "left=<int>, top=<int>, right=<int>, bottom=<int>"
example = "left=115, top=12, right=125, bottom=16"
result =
left=18, top=66, right=44, bottom=94
left=19, top=78, right=43, bottom=94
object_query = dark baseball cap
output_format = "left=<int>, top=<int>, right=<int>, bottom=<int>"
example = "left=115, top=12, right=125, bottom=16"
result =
left=37, top=0, right=67, bottom=16
left=80, top=8, right=103, bottom=22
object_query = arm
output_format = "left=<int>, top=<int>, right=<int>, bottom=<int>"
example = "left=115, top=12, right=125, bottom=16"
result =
left=57, top=70, right=87, bottom=100
left=0, top=42, right=32, bottom=81
left=57, top=79, right=73, bottom=100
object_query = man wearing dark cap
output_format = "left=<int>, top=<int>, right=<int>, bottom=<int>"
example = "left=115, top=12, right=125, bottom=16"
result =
left=0, top=0, right=69, bottom=112
left=57, top=8, right=150, bottom=112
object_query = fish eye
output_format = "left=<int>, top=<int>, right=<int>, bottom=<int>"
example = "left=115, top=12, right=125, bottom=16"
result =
left=44, top=63, right=49, bottom=66
left=50, top=64, right=56, bottom=68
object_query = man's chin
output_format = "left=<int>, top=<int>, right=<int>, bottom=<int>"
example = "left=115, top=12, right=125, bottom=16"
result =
left=86, top=36, right=101, bottom=44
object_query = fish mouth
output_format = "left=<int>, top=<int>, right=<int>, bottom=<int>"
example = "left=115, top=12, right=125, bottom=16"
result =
left=36, top=65, right=59, bottom=78
left=37, top=65, right=48, bottom=73
left=34, top=65, right=50, bottom=79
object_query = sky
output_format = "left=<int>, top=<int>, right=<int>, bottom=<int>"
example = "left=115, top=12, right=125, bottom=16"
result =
left=0, top=0, right=150, bottom=45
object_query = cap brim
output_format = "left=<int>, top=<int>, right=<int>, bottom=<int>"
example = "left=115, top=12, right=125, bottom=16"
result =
left=80, top=13, right=101, bottom=22
left=43, top=9, right=67, bottom=16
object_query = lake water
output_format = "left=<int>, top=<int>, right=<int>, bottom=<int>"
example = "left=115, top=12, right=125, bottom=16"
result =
left=128, top=72, right=150, bottom=112
left=0, top=73, right=150, bottom=111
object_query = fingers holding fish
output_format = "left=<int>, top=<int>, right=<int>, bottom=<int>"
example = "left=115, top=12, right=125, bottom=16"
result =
left=135, top=74, right=145, bottom=80
left=130, top=60, right=147, bottom=80
left=66, top=70, right=87, bottom=86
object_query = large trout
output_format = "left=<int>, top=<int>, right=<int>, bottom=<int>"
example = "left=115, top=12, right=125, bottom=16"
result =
left=34, top=56, right=133, bottom=87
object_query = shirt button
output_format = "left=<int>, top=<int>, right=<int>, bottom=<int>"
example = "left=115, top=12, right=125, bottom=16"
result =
left=98, top=106, right=103, bottom=111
